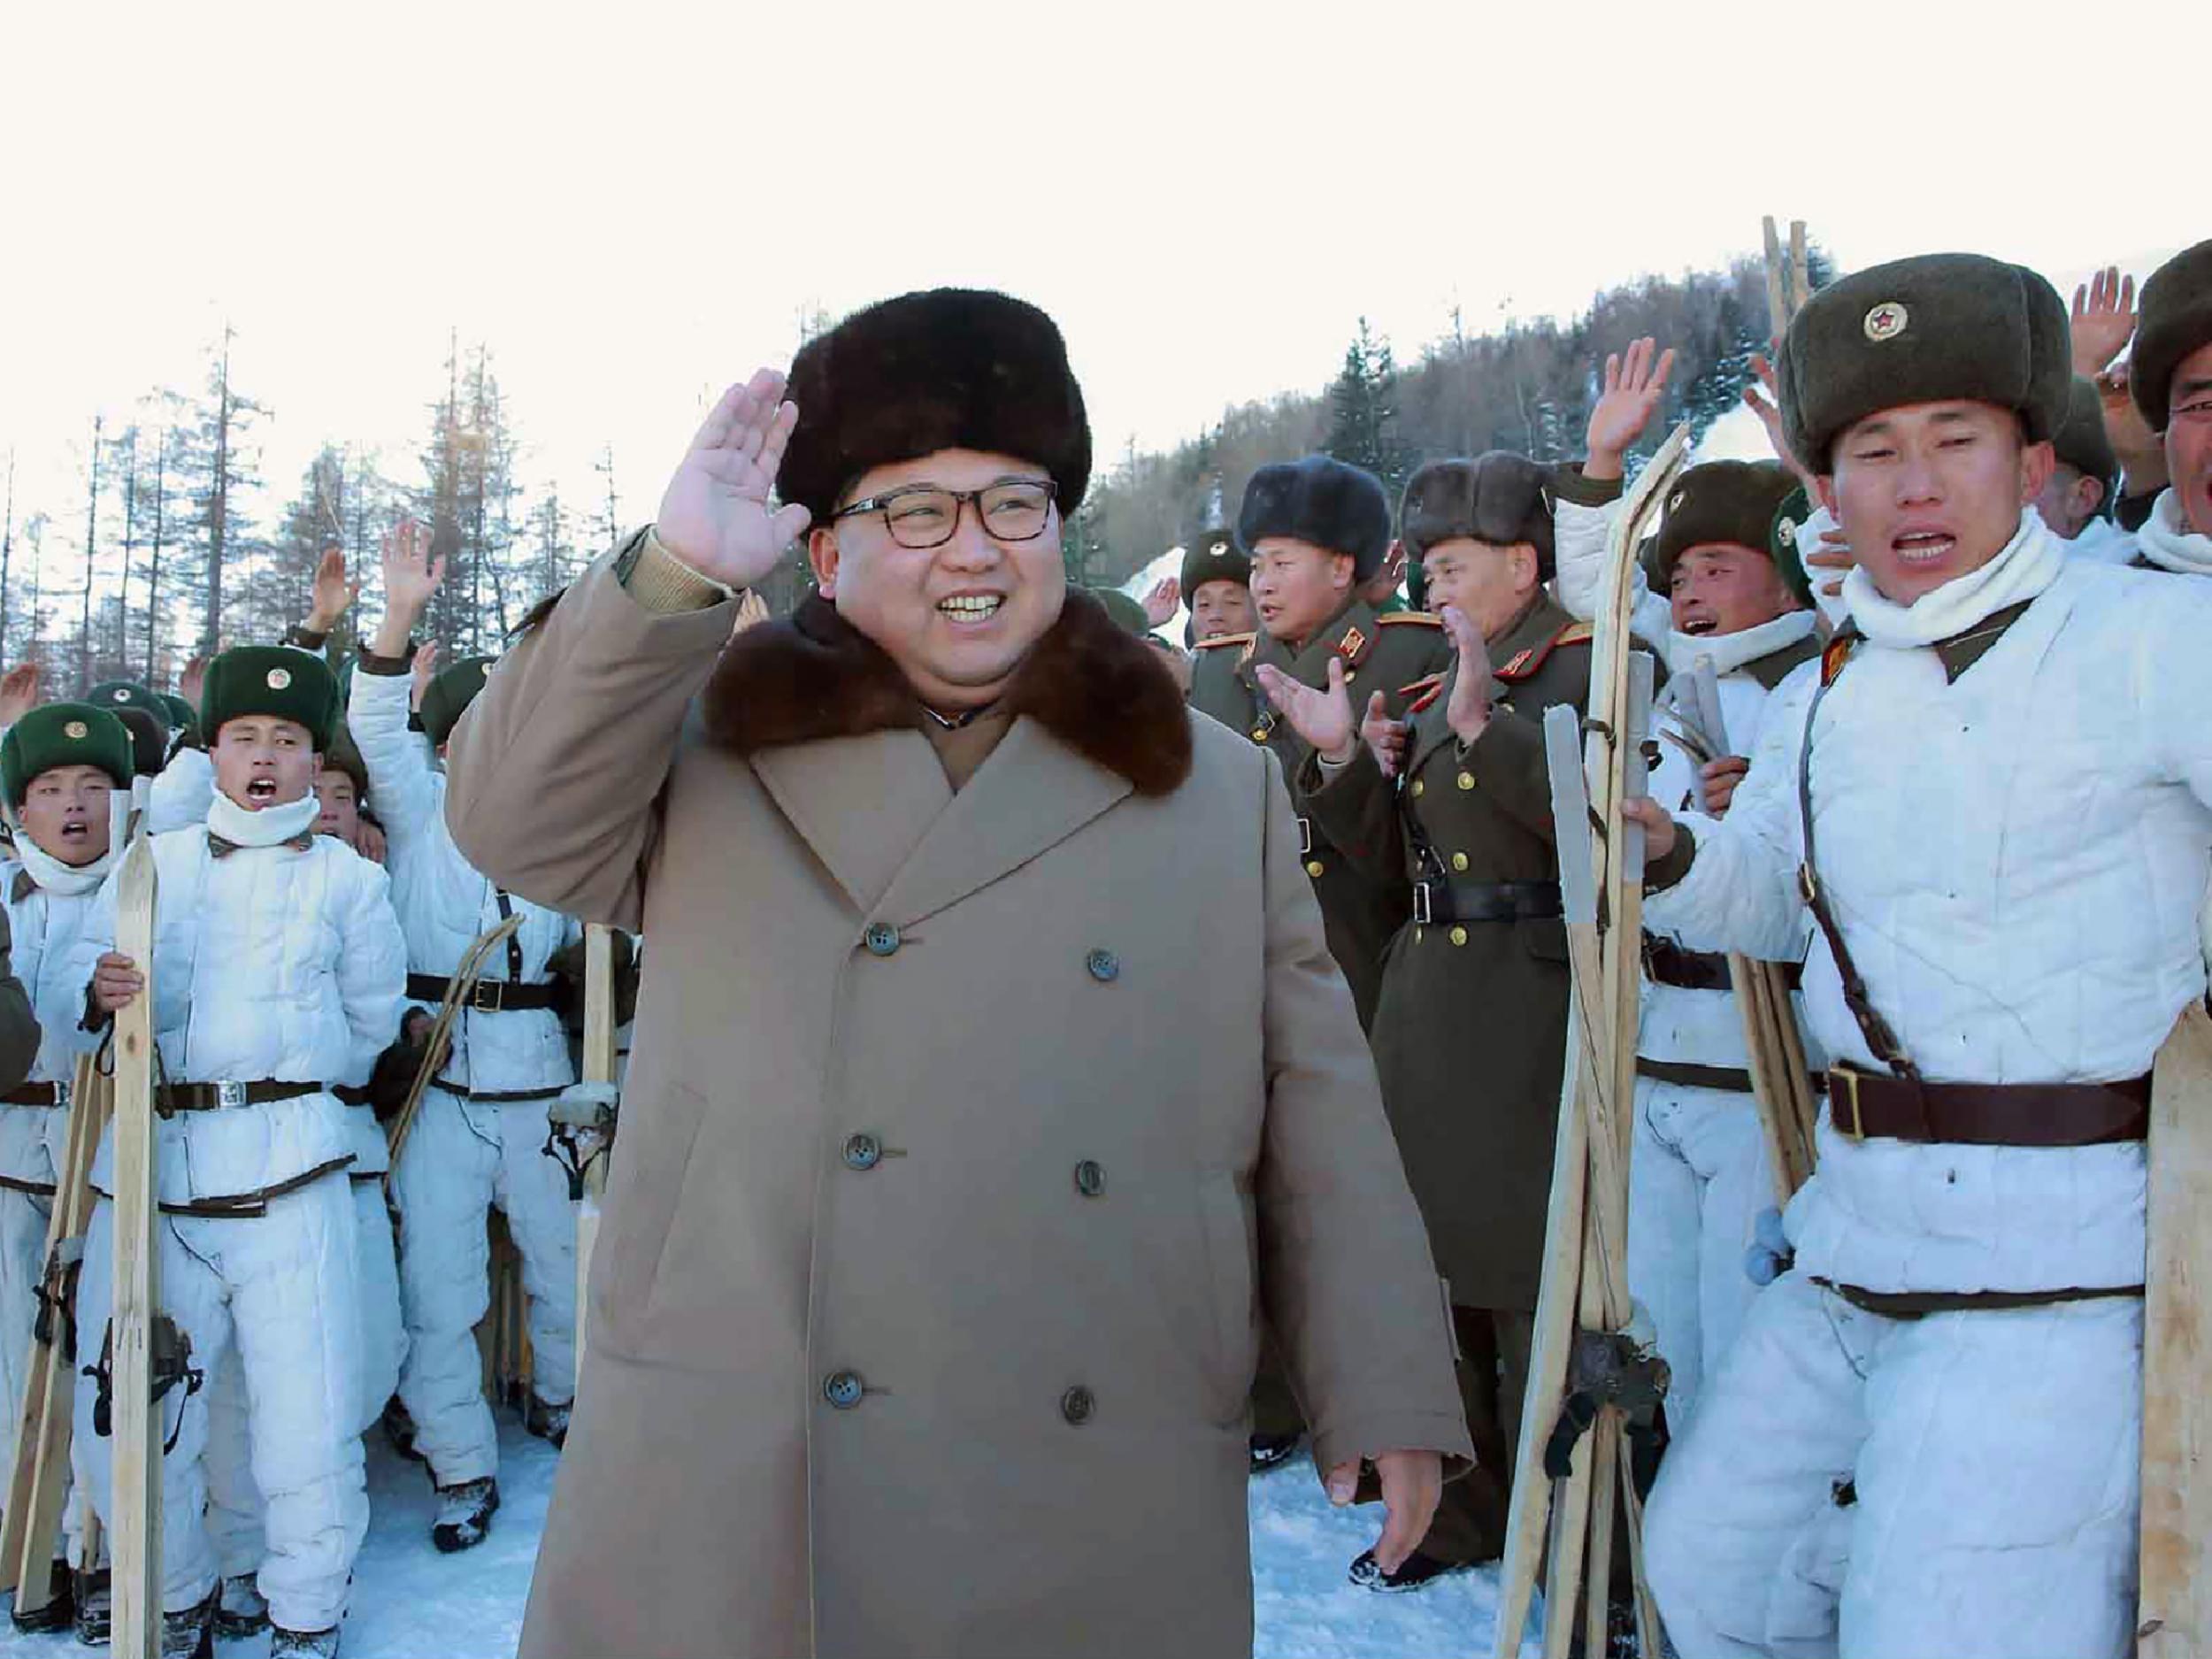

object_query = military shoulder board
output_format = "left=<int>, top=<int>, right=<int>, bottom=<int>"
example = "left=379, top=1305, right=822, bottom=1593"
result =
left=1193, top=632, right=1256, bottom=652
left=1496, top=620, right=1594, bottom=684
left=1398, top=671, right=1448, bottom=714
left=1377, top=611, right=1443, bottom=628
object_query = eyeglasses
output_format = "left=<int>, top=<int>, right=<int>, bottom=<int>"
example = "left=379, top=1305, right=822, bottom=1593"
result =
left=832, top=479, right=1057, bottom=549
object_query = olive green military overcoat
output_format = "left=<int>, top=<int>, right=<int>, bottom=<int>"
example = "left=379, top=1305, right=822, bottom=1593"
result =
left=1302, top=594, right=1592, bottom=1311
left=444, top=551, right=1471, bottom=1659
left=1187, top=600, right=1453, bottom=1028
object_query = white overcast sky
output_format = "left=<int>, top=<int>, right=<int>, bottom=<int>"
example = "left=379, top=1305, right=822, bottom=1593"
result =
left=1, top=0, right=2194, bottom=567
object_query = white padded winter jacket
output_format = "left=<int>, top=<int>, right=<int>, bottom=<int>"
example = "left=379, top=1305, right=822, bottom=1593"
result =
left=1645, top=530, right=2212, bottom=1295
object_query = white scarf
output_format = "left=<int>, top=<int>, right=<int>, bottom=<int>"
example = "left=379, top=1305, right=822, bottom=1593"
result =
left=1845, top=509, right=2066, bottom=649
left=9, top=834, right=112, bottom=897
left=204, top=787, right=320, bottom=849
left=1663, top=607, right=1817, bottom=680
left=2134, top=488, right=2212, bottom=576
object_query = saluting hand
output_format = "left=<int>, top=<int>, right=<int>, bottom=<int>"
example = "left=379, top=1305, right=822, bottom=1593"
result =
left=1255, top=657, right=1359, bottom=764
left=655, top=369, right=812, bottom=593
left=1325, top=1448, right=1444, bottom=1577
left=1439, top=606, right=1493, bottom=748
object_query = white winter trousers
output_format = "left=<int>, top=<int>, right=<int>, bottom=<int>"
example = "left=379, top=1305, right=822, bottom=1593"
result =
left=1644, top=1270, right=2141, bottom=1659
left=392, top=1087, right=575, bottom=1486
left=1626, top=1076, right=1770, bottom=1427
left=73, top=1174, right=367, bottom=1631
left=0, top=1103, right=69, bottom=1479
left=350, top=1175, right=405, bottom=1432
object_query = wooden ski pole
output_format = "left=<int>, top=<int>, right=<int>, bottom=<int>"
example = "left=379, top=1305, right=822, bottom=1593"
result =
left=384, top=911, right=526, bottom=1167
left=109, top=834, right=159, bottom=1659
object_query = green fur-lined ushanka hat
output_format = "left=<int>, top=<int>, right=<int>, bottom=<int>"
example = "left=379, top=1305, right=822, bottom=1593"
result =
left=1769, top=485, right=1815, bottom=607
left=1644, top=460, right=1799, bottom=590
left=1, top=703, right=134, bottom=809
left=1179, top=528, right=1250, bottom=599
left=156, top=690, right=199, bottom=747
left=419, top=656, right=495, bottom=749
left=200, top=647, right=342, bottom=751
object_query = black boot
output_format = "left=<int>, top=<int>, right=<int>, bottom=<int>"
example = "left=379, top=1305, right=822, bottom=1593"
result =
left=270, top=1621, right=342, bottom=1656
left=431, top=1476, right=500, bottom=1553
left=73, top=1565, right=110, bottom=1646
left=524, top=1392, right=571, bottom=1448
left=381, top=1395, right=425, bottom=1463
left=10, top=1557, right=74, bottom=1632
left=215, top=1571, right=269, bottom=1638
left=1348, top=1548, right=1473, bottom=1594
left=159, top=1585, right=217, bottom=1659
left=1248, top=1432, right=1302, bottom=1473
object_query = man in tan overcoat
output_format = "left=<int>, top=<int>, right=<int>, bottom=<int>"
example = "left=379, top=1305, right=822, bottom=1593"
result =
left=443, top=288, right=1472, bottom=1659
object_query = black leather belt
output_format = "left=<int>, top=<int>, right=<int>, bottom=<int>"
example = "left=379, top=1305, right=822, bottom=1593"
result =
left=405, top=973, right=562, bottom=1013
left=430, top=1079, right=566, bottom=1104
left=1642, top=935, right=1804, bottom=993
left=1411, top=879, right=1562, bottom=926
left=156, top=1080, right=324, bottom=1117
left=1, top=1081, right=70, bottom=1108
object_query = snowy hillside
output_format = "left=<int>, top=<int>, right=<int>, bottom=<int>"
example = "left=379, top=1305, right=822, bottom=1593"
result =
left=0, top=1423, right=1544, bottom=1657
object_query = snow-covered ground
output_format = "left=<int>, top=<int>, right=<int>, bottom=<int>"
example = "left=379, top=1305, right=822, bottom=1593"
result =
left=0, top=1422, right=1543, bottom=1657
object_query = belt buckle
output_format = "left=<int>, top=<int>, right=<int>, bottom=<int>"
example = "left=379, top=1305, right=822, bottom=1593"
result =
left=53, top=1081, right=70, bottom=1110
left=1296, top=817, right=1313, bottom=856
left=472, top=980, right=503, bottom=1013
left=1413, top=881, right=1433, bottom=926
left=1831, top=1064, right=1865, bottom=1141
left=216, top=1080, right=248, bottom=1110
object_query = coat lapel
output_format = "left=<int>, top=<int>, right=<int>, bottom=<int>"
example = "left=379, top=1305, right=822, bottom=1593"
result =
left=750, top=731, right=954, bottom=916
left=875, top=718, right=1131, bottom=926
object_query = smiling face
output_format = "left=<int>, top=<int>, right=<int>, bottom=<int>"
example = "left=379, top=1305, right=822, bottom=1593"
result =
left=1247, top=538, right=1356, bottom=647
left=1668, top=543, right=1795, bottom=638
left=1420, top=538, right=1540, bottom=641
left=2165, top=341, right=2212, bottom=538
left=808, top=448, right=1066, bottom=713
left=19, top=764, right=113, bottom=867
left=211, top=715, right=318, bottom=810
left=1816, top=400, right=2053, bottom=605
left=1188, top=578, right=1256, bottom=641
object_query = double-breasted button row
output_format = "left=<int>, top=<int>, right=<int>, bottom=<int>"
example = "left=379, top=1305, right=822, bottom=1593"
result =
left=824, top=1370, right=864, bottom=1409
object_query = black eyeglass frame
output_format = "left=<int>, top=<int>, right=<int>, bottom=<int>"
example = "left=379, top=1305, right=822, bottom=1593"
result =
left=829, top=478, right=1060, bottom=549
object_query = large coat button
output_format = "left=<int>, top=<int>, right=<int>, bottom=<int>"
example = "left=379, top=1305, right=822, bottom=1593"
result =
left=1060, top=1386, right=1095, bottom=1425
left=1086, top=949, right=1119, bottom=982
left=1451, top=851, right=1470, bottom=872
left=824, top=1371, right=864, bottom=1409
left=864, top=923, right=901, bottom=957
left=1073, top=1160, right=1106, bottom=1197
left=842, top=1133, right=882, bottom=1171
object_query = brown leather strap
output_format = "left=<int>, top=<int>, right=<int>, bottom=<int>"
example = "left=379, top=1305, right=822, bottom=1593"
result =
left=156, top=1080, right=324, bottom=1116
left=430, top=1079, right=565, bottom=1104
left=1826, top=1064, right=2151, bottom=1148
left=0, top=1082, right=66, bottom=1108
left=1636, top=1056, right=1756, bottom=1094
left=404, top=973, right=562, bottom=1013
left=1816, top=1277, right=2144, bottom=1317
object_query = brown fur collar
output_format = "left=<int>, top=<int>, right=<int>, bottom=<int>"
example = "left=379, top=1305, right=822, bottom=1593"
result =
left=702, top=589, right=1193, bottom=796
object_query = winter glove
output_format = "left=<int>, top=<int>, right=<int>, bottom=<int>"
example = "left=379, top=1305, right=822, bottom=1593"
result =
left=1744, top=1207, right=1794, bottom=1287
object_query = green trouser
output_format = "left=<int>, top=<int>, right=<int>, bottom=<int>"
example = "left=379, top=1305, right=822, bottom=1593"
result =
left=1419, top=1305, right=1534, bottom=1566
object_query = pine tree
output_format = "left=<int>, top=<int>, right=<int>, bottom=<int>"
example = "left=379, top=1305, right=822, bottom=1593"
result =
left=174, top=327, right=267, bottom=653
left=1325, top=319, right=1413, bottom=493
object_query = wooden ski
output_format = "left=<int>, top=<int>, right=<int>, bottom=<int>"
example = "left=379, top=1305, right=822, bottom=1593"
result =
left=107, top=833, right=158, bottom=1659
left=1490, top=423, right=1689, bottom=1659
left=0, top=1055, right=111, bottom=1615
left=2139, top=997, right=2212, bottom=1655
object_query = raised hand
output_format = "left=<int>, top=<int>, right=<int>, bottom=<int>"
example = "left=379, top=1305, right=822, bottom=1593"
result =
left=178, top=653, right=208, bottom=709
left=375, top=520, right=443, bottom=659
left=1254, top=657, right=1358, bottom=764
left=1142, top=575, right=1180, bottom=628
left=2096, top=365, right=2167, bottom=492
left=411, top=641, right=442, bottom=712
left=307, top=547, right=360, bottom=633
left=655, top=369, right=812, bottom=592
left=2070, top=266, right=2137, bottom=378
left=1804, top=522, right=1854, bottom=600
left=0, top=663, right=41, bottom=728
left=1586, top=336, right=1677, bottom=480
left=1440, top=606, right=1494, bottom=747
left=1742, top=350, right=1816, bottom=487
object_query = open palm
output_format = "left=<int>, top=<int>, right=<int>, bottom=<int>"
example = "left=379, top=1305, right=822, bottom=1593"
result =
left=656, top=368, right=813, bottom=591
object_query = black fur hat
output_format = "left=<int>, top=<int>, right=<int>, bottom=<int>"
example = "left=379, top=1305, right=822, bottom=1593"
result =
left=2131, top=240, right=2212, bottom=433
left=1777, top=253, right=2070, bottom=470
left=777, top=288, right=1092, bottom=526
left=1236, top=456, right=1392, bottom=580
left=1398, top=453, right=1556, bottom=579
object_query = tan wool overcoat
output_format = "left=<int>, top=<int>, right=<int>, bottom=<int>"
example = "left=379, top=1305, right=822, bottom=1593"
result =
left=444, top=550, right=1473, bottom=1659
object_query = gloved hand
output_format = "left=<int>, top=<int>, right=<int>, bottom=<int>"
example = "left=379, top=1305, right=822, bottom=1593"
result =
left=1744, top=1207, right=1794, bottom=1286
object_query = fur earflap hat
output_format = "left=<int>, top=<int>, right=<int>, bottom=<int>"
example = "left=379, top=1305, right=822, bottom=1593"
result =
left=2131, top=240, right=2212, bottom=433
left=1644, top=460, right=1798, bottom=589
left=1237, top=456, right=1392, bottom=580
left=1398, top=453, right=1556, bottom=579
left=1776, top=252, right=2070, bottom=470
left=777, top=288, right=1093, bottom=525
left=2052, top=376, right=2117, bottom=495
left=200, top=646, right=341, bottom=752
left=1, top=703, right=134, bottom=810
left=1179, top=528, right=1250, bottom=599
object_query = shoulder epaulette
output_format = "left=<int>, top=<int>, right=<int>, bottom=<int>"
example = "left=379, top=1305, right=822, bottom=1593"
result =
left=1377, top=611, right=1443, bottom=627
left=1399, top=671, right=1448, bottom=714
left=1193, top=632, right=1256, bottom=651
left=1496, top=618, right=1594, bottom=683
